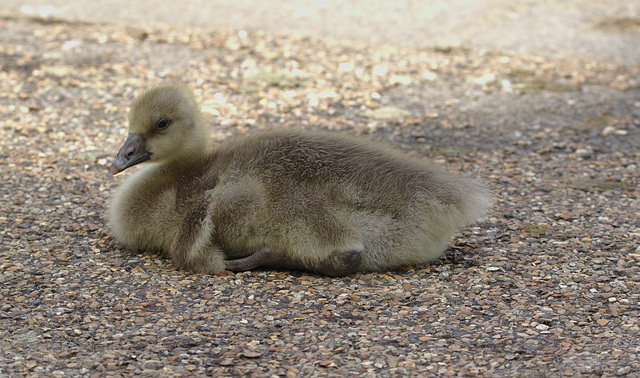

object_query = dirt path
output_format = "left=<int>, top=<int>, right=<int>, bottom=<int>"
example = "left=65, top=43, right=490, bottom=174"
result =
left=5, top=0, right=640, bottom=63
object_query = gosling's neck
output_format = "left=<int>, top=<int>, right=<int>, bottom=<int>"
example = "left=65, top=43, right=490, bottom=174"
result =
left=160, top=119, right=210, bottom=172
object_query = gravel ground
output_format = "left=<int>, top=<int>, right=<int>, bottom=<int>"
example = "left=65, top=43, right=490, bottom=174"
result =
left=1, top=12, right=640, bottom=377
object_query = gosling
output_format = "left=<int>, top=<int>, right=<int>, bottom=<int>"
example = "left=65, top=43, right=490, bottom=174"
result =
left=108, top=84, right=492, bottom=277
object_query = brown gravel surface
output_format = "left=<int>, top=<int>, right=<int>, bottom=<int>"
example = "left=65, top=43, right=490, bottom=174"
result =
left=1, top=14, right=640, bottom=377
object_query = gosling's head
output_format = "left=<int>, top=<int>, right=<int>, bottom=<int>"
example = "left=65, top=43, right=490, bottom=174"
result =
left=110, top=84, right=208, bottom=174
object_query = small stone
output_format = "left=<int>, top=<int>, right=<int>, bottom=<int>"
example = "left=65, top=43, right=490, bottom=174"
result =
left=144, top=361, right=162, bottom=370
left=421, top=71, right=438, bottom=81
left=242, top=351, right=261, bottom=358
left=471, top=73, right=497, bottom=85
left=575, top=149, right=591, bottom=158
left=41, top=65, right=71, bottom=77
left=602, top=126, right=616, bottom=136
left=389, top=75, right=414, bottom=86
left=362, top=106, right=410, bottom=120
left=618, top=366, right=631, bottom=375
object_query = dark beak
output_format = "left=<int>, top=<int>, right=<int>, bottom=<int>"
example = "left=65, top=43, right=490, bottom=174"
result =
left=110, top=133, right=150, bottom=175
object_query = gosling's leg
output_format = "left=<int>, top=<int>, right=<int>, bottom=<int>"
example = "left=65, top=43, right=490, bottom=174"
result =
left=224, top=249, right=278, bottom=272
left=224, top=249, right=362, bottom=277
left=224, top=248, right=314, bottom=273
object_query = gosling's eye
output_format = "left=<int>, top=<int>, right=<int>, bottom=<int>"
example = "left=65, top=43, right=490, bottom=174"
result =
left=155, top=118, right=170, bottom=130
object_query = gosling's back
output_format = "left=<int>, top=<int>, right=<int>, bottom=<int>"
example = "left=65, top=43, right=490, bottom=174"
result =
left=198, top=130, right=491, bottom=271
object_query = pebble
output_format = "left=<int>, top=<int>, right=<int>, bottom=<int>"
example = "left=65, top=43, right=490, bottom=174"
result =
left=362, top=106, right=410, bottom=120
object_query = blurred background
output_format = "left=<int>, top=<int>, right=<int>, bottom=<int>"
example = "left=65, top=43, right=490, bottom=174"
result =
left=3, top=0, right=640, bottom=63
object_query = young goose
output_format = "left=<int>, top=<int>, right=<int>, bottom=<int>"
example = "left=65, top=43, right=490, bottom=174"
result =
left=108, top=84, right=492, bottom=277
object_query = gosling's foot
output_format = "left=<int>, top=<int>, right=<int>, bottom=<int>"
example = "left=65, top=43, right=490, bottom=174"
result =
left=315, top=249, right=362, bottom=277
